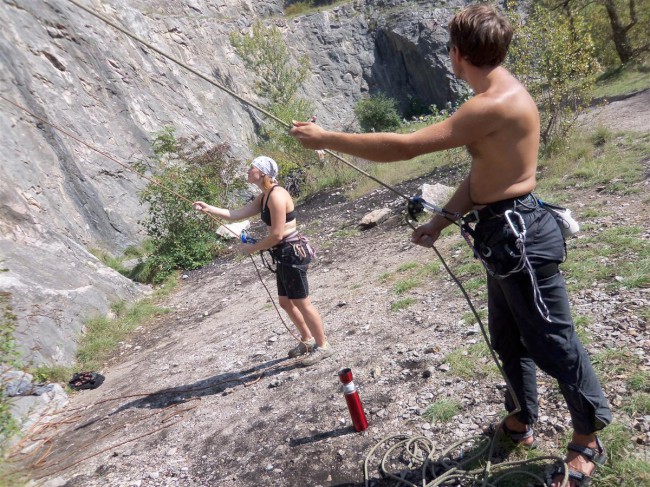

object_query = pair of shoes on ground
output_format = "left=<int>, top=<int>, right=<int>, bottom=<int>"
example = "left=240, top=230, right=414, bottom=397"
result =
left=545, top=436, right=607, bottom=487
left=68, top=371, right=105, bottom=390
left=287, top=338, right=334, bottom=366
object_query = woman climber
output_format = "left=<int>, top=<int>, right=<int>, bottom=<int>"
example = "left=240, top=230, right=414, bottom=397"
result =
left=193, top=156, right=333, bottom=366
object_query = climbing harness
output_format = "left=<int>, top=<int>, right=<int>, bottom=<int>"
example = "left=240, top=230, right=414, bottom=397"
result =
left=260, top=231, right=315, bottom=274
left=457, top=198, right=552, bottom=322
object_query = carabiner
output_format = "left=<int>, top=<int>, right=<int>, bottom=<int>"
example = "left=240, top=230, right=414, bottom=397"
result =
left=504, top=210, right=526, bottom=238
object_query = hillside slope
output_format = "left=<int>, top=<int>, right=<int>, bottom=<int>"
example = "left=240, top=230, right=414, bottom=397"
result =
left=11, top=94, right=649, bottom=485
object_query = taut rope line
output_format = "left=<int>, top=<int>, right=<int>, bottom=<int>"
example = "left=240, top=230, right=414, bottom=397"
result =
left=12, top=4, right=570, bottom=483
left=65, top=0, right=411, bottom=201
left=0, top=93, right=302, bottom=345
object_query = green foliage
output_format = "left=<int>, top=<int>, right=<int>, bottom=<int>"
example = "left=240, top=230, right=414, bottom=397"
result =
left=0, top=292, right=18, bottom=368
left=136, top=128, right=244, bottom=283
left=569, top=0, right=650, bottom=67
left=284, top=0, right=340, bottom=16
left=593, top=58, right=650, bottom=98
left=444, top=342, right=497, bottom=379
left=392, top=278, right=421, bottom=295
left=629, top=371, right=650, bottom=392
left=0, top=290, right=19, bottom=454
left=30, top=365, right=71, bottom=385
left=354, top=93, right=402, bottom=133
left=230, top=21, right=319, bottom=179
left=76, top=298, right=169, bottom=371
left=390, top=298, right=416, bottom=311
left=507, top=1, right=599, bottom=144
left=230, top=21, right=309, bottom=107
left=422, top=398, right=462, bottom=423
left=596, top=422, right=650, bottom=486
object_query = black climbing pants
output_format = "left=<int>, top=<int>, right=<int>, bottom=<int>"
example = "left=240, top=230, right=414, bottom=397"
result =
left=473, top=195, right=612, bottom=435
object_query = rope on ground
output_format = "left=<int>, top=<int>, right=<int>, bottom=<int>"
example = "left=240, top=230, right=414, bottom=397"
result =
left=8, top=356, right=305, bottom=479
left=364, top=432, right=567, bottom=486
left=359, top=220, right=569, bottom=486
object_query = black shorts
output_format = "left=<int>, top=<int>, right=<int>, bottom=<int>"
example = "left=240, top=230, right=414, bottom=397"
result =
left=271, top=241, right=312, bottom=300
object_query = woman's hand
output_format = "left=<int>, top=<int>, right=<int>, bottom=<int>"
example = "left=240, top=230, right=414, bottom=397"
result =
left=235, top=243, right=254, bottom=256
left=192, top=201, right=211, bottom=213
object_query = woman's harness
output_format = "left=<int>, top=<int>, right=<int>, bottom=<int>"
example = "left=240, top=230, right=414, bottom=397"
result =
left=260, top=231, right=315, bottom=274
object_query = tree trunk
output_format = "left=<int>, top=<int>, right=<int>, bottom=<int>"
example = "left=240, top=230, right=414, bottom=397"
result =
left=603, top=0, right=634, bottom=63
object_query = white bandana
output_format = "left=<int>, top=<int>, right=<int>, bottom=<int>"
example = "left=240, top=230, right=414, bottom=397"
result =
left=251, top=156, right=279, bottom=180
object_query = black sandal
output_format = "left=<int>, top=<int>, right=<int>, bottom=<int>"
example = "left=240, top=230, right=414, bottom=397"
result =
left=546, top=436, right=607, bottom=486
left=68, top=371, right=105, bottom=390
left=485, top=420, right=539, bottom=449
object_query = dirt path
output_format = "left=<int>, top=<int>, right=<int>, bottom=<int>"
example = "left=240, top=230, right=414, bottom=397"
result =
left=17, top=94, right=650, bottom=487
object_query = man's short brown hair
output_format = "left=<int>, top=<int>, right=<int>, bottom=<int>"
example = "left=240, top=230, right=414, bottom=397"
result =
left=448, top=4, right=513, bottom=67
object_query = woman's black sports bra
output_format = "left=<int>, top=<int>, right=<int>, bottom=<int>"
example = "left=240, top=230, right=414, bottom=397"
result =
left=261, top=185, right=296, bottom=226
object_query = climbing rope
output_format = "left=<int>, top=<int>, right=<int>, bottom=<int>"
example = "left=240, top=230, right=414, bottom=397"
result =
left=0, top=94, right=303, bottom=348
left=64, top=0, right=411, bottom=201
left=9, top=3, right=571, bottom=484
left=8, top=356, right=306, bottom=478
left=365, top=216, right=566, bottom=486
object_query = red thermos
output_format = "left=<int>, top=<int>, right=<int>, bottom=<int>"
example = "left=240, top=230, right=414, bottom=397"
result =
left=338, top=368, right=368, bottom=432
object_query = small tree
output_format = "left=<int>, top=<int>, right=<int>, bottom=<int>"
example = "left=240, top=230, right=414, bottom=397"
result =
left=230, top=21, right=318, bottom=179
left=354, top=94, right=402, bottom=133
left=136, top=128, right=245, bottom=283
left=549, top=0, right=650, bottom=66
left=507, top=1, right=599, bottom=145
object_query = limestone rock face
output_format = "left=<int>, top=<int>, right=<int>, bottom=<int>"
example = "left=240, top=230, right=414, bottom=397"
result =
left=0, top=0, right=467, bottom=364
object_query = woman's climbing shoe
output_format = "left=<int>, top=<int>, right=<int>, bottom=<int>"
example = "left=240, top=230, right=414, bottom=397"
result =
left=287, top=337, right=315, bottom=358
left=546, top=436, right=607, bottom=486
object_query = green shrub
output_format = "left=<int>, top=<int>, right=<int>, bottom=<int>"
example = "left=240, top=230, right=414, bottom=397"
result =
left=0, top=290, right=19, bottom=454
left=354, top=93, right=402, bottom=133
left=507, top=1, right=599, bottom=145
left=136, top=128, right=245, bottom=283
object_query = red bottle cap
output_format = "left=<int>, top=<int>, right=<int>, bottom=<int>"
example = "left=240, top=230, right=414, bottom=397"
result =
left=338, top=367, right=353, bottom=384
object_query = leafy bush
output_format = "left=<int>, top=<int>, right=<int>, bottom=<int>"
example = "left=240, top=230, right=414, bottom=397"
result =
left=0, top=290, right=19, bottom=453
left=136, top=128, right=245, bottom=283
left=507, top=1, right=599, bottom=144
left=354, top=94, right=402, bottom=133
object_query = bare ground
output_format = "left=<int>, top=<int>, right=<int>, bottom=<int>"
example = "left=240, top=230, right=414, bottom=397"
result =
left=14, top=93, right=650, bottom=487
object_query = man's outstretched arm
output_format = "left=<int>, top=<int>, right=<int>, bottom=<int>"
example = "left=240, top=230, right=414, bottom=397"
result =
left=289, top=96, right=504, bottom=162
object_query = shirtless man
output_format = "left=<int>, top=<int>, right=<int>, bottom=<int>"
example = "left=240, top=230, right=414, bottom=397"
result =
left=290, top=4, right=610, bottom=486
